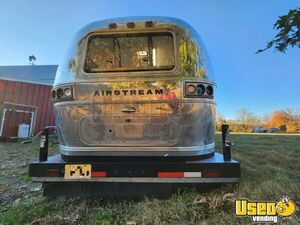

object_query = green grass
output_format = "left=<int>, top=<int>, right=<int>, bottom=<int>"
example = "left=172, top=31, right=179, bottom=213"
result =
left=0, top=134, right=299, bottom=224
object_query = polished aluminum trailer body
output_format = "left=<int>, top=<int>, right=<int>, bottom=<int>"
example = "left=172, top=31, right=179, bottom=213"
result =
left=53, top=17, right=216, bottom=158
left=29, top=17, right=240, bottom=197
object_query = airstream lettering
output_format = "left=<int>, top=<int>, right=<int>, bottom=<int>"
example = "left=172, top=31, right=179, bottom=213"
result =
left=29, top=17, right=240, bottom=197
left=93, top=89, right=164, bottom=96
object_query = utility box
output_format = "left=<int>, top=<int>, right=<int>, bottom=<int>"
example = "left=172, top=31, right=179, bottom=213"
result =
left=18, top=123, right=30, bottom=138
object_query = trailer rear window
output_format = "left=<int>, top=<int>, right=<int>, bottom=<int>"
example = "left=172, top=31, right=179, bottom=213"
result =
left=84, top=32, right=175, bottom=73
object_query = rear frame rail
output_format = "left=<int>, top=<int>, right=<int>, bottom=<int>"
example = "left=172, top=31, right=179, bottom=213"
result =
left=28, top=125, right=240, bottom=197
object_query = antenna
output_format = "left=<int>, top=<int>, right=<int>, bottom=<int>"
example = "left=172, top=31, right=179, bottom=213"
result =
left=29, top=55, right=36, bottom=65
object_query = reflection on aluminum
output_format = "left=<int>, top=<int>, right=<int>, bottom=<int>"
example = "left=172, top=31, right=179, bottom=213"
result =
left=53, top=16, right=216, bottom=157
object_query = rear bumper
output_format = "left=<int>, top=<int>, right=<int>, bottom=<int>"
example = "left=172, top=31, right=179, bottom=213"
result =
left=33, top=177, right=238, bottom=183
left=29, top=152, right=240, bottom=183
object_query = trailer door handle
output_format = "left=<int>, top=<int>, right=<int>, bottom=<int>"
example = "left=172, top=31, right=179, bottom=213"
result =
left=121, top=106, right=136, bottom=113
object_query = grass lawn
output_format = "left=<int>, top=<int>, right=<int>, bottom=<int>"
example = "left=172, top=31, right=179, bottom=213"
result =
left=0, top=134, right=299, bottom=224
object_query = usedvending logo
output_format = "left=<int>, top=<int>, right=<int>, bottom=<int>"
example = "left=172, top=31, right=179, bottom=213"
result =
left=235, top=196, right=296, bottom=223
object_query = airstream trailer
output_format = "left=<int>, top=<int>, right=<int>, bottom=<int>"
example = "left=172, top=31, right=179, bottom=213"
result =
left=29, top=17, right=240, bottom=197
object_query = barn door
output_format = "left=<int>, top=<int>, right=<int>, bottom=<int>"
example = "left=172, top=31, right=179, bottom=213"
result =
left=0, top=103, right=36, bottom=138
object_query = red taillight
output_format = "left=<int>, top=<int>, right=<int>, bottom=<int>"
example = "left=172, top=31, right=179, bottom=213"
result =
left=158, top=172, right=184, bottom=178
left=158, top=172, right=202, bottom=178
left=52, top=85, right=74, bottom=102
left=57, top=88, right=64, bottom=98
left=206, top=85, right=214, bottom=96
left=91, top=171, right=106, bottom=177
left=197, top=84, right=205, bottom=95
left=187, top=85, right=196, bottom=94
left=51, top=90, right=56, bottom=100
left=202, top=170, right=220, bottom=177
left=46, top=169, right=60, bottom=177
left=184, top=81, right=214, bottom=99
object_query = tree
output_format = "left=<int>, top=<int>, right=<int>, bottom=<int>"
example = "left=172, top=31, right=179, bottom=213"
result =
left=235, top=108, right=260, bottom=132
left=256, top=8, right=300, bottom=53
left=265, top=109, right=300, bottom=132
left=215, top=112, right=226, bottom=131
left=262, top=113, right=272, bottom=128
left=265, top=111, right=290, bottom=132
left=285, top=108, right=300, bottom=132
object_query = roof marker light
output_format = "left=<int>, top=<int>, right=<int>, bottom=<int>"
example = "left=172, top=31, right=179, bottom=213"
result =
left=108, top=23, right=117, bottom=29
left=145, top=21, right=154, bottom=27
left=127, top=22, right=135, bottom=28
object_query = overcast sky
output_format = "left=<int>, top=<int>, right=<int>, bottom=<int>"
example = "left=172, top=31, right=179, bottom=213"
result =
left=0, top=0, right=299, bottom=119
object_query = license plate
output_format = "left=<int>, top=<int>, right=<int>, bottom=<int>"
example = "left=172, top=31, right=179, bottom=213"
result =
left=64, top=164, right=91, bottom=179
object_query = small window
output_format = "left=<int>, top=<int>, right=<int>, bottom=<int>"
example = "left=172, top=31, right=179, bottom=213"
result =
left=84, top=32, right=175, bottom=73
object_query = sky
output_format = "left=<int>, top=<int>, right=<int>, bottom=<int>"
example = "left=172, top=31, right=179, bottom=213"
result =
left=0, top=0, right=299, bottom=119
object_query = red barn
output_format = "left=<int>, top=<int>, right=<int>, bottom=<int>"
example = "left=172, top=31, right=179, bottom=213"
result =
left=0, top=65, right=58, bottom=138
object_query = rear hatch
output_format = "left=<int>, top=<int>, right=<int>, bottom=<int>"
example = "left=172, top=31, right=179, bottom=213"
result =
left=76, top=81, right=182, bottom=147
left=78, top=30, right=181, bottom=146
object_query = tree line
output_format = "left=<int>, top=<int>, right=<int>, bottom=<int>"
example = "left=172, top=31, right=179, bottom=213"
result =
left=216, top=108, right=300, bottom=133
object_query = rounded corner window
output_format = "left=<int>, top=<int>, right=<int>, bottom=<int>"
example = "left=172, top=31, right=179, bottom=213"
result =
left=83, top=32, right=176, bottom=74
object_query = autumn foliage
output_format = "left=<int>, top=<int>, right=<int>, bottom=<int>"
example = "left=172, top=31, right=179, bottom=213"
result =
left=216, top=108, right=300, bottom=133
left=265, top=110, right=300, bottom=133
